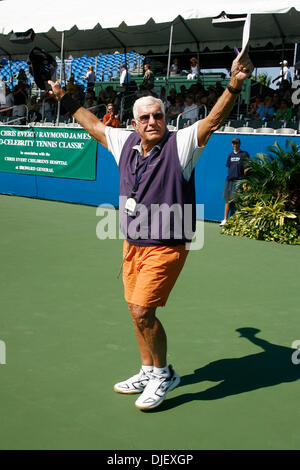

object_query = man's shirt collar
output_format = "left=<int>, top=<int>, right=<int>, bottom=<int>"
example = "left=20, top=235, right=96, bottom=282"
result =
left=132, top=130, right=169, bottom=156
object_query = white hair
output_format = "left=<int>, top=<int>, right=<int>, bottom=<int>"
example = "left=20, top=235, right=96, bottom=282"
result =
left=133, top=96, right=165, bottom=121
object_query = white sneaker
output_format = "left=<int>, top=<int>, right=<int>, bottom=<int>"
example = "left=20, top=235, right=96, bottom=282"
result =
left=219, top=219, right=227, bottom=226
left=135, top=365, right=180, bottom=410
left=114, top=368, right=151, bottom=394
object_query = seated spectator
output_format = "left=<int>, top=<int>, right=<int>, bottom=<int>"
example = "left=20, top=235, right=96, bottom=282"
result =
left=98, top=88, right=108, bottom=106
left=159, top=87, right=170, bottom=108
left=170, top=58, right=180, bottom=76
left=249, top=95, right=264, bottom=115
left=106, top=86, right=116, bottom=103
left=183, top=94, right=198, bottom=122
left=166, top=97, right=183, bottom=123
left=102, top=103, right=120, bottom=128
left=207, top=86, right=218, bottom=109
left=272, top=92, right=281, bottom=112
left=255, top=96, right=275, bottom=121
left=187, top=57, right=199, bottom=80
left=167, top=88, right=177, bottom=102
left=180, top=85, right=187, bottom=97
left=275, top=99, right=292, bottom=121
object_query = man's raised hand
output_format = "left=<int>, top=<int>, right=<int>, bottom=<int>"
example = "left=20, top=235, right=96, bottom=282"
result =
left=48, top=80, right=65, bottom=101
left=231, top=44, right=254, bottom=83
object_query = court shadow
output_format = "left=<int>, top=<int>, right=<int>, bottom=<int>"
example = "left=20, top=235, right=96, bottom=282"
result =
left=153, top=327, right=300, bottom=412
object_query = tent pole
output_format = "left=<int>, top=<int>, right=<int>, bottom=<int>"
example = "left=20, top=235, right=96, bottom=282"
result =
left=56, top=31, right=65, bottom=126
left=293, top=42, right=297, bottom=81
left=165, top=23, right=174, bottom=104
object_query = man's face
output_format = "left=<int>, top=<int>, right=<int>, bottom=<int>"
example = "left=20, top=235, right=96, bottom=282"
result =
left=107, top=105, right=114, bottom=114
left=132, top=103, right=166, bottom=147
left=232, top=141, right=240, bottom=151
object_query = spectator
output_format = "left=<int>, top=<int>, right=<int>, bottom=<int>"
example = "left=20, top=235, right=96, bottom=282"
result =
left=141, top=64, right=154, bottom=91
left=170, top=58, right=180, bottom=76
left=102, top=103, right=120, bottom=128
left=249, top=95, right=264, bottom=115
left=180, top=85, right=187, bottom=97
left=120, top=65, right=131, bottom=88
left=17, top=68, right=28, bottom=85
left=206, top=86, right=218, bottom=110
left=167, top=88, right=177, bottom=103
left=183, top=94, right=198, bottom=122
left=220, top=137, right=249, bottom=226
left=187, top=57, right=199, bottom=80
left=275, top=99, right=292, bottom=121
left=166, top=97, right=183, bottom=123
left=255, top=95, right=275, bottom=121
left=272, top=60, right=291, bottom=86
left=272, top=92, right=281, bottom=112
left=4, top=86, right=13, bottom=116
left=12, top=83, right=28, bottom=121
left=159, top=87, right=170, bottom=108
left=66, top=75, right=77, bottom=95
left=82, top=65, right=96, bottom=92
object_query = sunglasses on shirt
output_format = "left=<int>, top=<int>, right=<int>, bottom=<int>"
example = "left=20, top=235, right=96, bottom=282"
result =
left=137, top=112, right=164, bottom=123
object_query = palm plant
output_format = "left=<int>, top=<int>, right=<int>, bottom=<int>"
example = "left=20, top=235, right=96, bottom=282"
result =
left=235, top=140, right=300, bottom=212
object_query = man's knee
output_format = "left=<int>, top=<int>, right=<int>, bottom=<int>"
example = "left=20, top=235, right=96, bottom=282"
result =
left=129, top=304, right=157, bottom=330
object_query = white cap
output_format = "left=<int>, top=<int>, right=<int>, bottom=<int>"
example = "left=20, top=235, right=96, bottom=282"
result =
left=280, top=60, right=288, bottom=65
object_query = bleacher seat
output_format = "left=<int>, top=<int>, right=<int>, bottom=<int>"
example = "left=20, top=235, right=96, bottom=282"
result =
left=235, top=127, right=255, bottom=133
left=255, top=128, right=275, bottom=134
left=222, top=126, right=235, bottom=133
left=275, top=128, right=297, bottom=135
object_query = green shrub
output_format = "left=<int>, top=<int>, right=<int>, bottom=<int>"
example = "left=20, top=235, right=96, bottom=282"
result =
left=221, top=198, right=299, bottom=244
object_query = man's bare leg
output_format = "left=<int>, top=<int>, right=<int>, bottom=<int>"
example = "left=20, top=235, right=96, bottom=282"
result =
left=224, top=201, right=230, bottom=221
left=128, top=303, right=167, bottom=368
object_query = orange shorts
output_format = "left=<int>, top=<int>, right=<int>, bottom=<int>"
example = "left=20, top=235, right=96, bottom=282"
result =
left=122, top=240, right=189, bottom=308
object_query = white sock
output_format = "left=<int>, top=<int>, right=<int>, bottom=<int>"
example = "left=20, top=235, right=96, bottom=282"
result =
left=153, top=365, right=170, bottom=377
left=141, top=365, right=153, bottom=373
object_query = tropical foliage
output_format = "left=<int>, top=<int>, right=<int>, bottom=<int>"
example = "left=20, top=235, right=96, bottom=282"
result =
left=221, top=140, right=300, bottom=244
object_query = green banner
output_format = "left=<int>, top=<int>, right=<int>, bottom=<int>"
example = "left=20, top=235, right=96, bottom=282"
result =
left=0, top=126, right=97, bottom=179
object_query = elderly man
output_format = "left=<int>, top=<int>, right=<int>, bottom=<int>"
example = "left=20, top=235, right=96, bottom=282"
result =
left=48, top=47, right=253, bottom=411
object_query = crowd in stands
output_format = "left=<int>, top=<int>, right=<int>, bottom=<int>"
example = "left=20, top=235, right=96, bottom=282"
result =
left=1, top=59, right=300, bottom=129
left=248, top=79, right=297, bottom=123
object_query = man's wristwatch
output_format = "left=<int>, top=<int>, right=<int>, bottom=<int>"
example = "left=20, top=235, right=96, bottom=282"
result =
left=227, top=84, right=242, bottom=94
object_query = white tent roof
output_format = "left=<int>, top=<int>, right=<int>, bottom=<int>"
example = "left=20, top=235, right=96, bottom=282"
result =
left=0, top=0, right=299, bottom=59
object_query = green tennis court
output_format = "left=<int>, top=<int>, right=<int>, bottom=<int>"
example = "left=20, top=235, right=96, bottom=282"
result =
left=0, top=194, right=299, bottom=450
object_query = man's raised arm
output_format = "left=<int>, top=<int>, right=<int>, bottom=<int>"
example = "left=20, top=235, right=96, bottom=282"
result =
left=48, top=80, right=108, bottom=149
left=197, top=46, right=254, bottom=147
